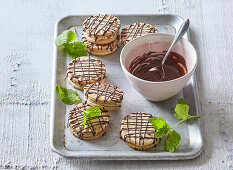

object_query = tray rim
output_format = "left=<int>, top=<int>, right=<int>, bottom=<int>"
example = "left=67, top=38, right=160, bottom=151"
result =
left=50, top=14, right=204, bottom=160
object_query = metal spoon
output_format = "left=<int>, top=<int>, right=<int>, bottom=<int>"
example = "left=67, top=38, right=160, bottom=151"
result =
left=149, top=19, right=190, bottom=78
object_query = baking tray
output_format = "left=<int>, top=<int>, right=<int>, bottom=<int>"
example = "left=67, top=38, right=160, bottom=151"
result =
left=50, top=14, right=203, bottom=160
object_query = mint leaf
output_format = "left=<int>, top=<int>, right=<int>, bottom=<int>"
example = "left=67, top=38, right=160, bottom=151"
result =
left=164, top=130, right=181, bottom=152
left=149, top=117, right=170, bottom=138
left=83, top=112, right=87, bottom=125
left=64, top=41, right=87, bottom=59
left=148, top=99, right=203, bottom=153
left=56, top=85, right=81, bottom=105
left=178, top=98, right=187, bottom=104
left=55, top=30, right=87, bottom=59
left=83, top=107, right=102, bottom=125
left=85, top=107, right=102, bottom=117
left=174, top=103, right=189, bottom=120
left=55, top=30, right=76, bottom=46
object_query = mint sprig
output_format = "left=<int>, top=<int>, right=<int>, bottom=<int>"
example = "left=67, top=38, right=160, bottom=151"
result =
left=56, top=85, right=81, bottom=105
left=149, top=98, right=203, bottom=152
left=164, top=130, right=181, bottom=153
left=149, top=117, right=170, bottom=138
left=174, top=103, right=189, bottom=120
left=55, top=30, right=87, bottom=59
left=64, top=41, right=87, bottom=59
left=83, top=107, right=102, bottom=125
left=55, top=30, right=76, bottom=46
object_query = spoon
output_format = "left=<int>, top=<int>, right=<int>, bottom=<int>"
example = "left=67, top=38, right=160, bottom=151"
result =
left=149, top=19, right=190, bottom=78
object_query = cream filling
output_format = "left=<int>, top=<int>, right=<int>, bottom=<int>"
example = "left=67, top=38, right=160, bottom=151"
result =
left=68, top=75, right=85, bottom=89
left=83, top=31, right=116, bottom=41
left=87, top=98, right=121, bottom=107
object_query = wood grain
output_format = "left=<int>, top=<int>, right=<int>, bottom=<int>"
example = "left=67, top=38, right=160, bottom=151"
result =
left=0, top=0, right=232, bottom=169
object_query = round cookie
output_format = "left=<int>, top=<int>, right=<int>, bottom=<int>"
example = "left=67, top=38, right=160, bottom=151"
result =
left=84, top=83, right=124, bottom=110
left=83, top=14, right=120, bottom=44
left=68, top=102, right=110, bottom=140
left=82, top=34, right=119, bottom=56
left=67, top=56, right=106, bottom=90
left=88, top=45, right=118, bottom=56
left=121, top=23, right=158, bottom=45
left=83, top=31, right=119, bottom=44
left=120, top=112, right=160, bottom=151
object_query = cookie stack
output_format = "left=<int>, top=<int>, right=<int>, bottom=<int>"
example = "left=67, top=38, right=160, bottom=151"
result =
left=68, top=102, right=110, bottom=140
left=121, top=23, right=158, bottom=45
left=120, top=112, right=160, bottom=150
left=82, top=14, right=121, bottom=56
left=84, top=83, right=124, bottom=111
left=67, top=56, right=124, bottom=141
left=67, top=56, right=106, bottom=90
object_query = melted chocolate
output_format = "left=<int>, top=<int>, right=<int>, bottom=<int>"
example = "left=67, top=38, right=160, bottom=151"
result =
left=129, top=51, right=187, bottom=82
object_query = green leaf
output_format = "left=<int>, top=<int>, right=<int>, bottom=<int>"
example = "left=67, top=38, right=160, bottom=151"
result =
left=83, top=111, right=87, bottom=125
left=149, top=117, right=170, bottom=138
left=64, top=41, right=87, bottom=59
left=83, top=107, right=102, bottom=125
left=85, top=107, right=102, bottom=117
left=178, top=98, right=187, bottom=104
left=164, top=130, right=181, bottom=152
left=55, top=30, right=76, bottom=46
left=56, top=85, right=81, bottom=105
left=174, top=103, right=189, bottom=120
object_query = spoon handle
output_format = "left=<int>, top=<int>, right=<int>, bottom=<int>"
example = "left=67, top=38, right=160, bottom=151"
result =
left=161, top=19, right=190, bottom=65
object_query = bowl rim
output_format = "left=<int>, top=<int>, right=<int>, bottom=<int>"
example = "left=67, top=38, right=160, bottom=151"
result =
left=120, top=33, right=198, bottom=84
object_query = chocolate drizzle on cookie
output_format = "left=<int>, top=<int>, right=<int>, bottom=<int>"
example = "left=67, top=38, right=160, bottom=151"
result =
left=68, top=102, right=109, bottom=139
left=121, top=23, right=158, bottom=45
left=67, top=57, right=106, bottom=84
left=85, top=83, right=124, bottom=103
left=83, top=14, right=120, bottom=37
left=82, top=34, right=120, bottom=52
left=120, top=112, right=158, bottom=146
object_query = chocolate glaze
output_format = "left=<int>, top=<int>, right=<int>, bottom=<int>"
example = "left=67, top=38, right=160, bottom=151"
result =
left=68, top=102, right=109, bottom=139
left=120, top=112, right=158, bottom=146
left=129, top=51, right=187, bottom=82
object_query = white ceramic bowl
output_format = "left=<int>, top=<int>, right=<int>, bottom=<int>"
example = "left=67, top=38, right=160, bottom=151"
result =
left=120, top=33, right=197, bottom=101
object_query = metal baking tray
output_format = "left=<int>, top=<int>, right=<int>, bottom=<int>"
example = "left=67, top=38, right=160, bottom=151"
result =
left=50, top=14, right=203, bottom=160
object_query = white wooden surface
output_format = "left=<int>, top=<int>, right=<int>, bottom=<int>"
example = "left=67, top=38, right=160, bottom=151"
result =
left=0, top=0, right=233, bottom=169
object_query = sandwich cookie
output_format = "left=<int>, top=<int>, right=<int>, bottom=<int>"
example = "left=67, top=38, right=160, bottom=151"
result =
left=121, top=23, right=158, bottom=45
left=84, top=83, right=124, bottom=110
left=68, top=102, right=110, bottom=140
left=83, top=14, right=121, bottom=44
left=67, top=56, right=106, bottom=90
left=82, top=34, right=120, bottom=56
left=120, top=112, right=160, bottom=151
